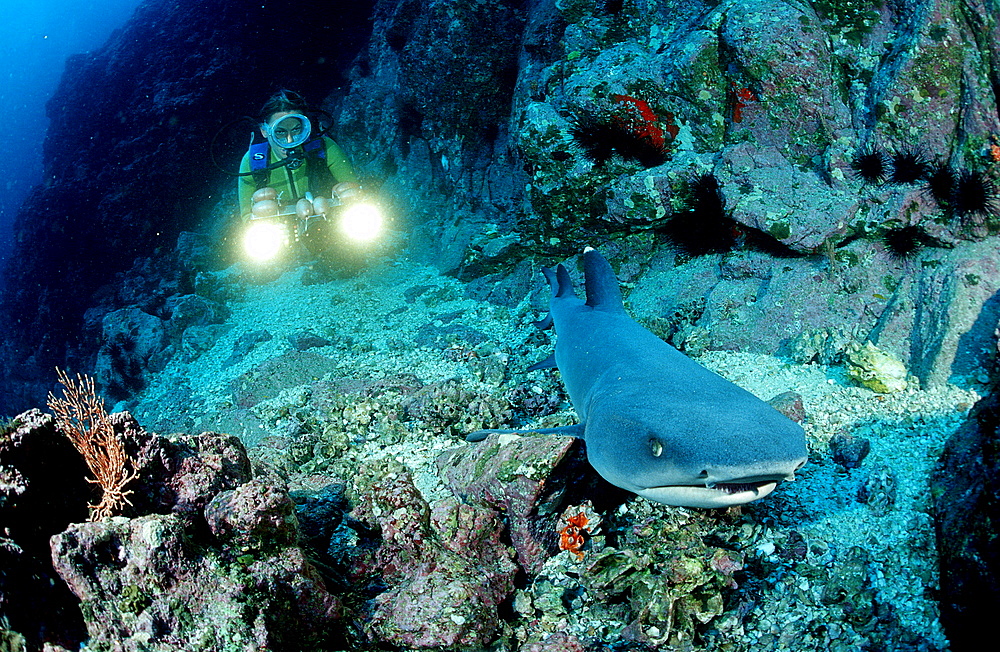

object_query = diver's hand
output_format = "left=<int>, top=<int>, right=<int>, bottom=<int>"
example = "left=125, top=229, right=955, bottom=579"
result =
left=332, top=182, right=361, bottom=201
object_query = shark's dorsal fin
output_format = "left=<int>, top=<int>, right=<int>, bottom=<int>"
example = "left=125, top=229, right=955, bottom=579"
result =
left=583, top=246, right=625, bottom=311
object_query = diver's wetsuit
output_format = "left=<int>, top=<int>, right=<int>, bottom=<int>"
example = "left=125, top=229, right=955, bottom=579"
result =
left=237, top=136, right=357, bottom=218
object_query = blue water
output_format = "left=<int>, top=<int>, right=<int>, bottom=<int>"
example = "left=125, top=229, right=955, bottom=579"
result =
left=0, top=0, right=143, bottom=274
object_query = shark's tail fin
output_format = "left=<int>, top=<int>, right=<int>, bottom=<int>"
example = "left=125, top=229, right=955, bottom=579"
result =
left=583, top=247, right=625, bottom=310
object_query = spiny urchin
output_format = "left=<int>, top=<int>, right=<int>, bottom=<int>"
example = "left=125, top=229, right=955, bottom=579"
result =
left=952, top=168, right=1000, bottom=221
left=661, top=173, right=798, bottom=257
left=923, top=164, right=1000, bottom=223
left=889, top=147, right=930, bottom=184
left=880, top=225, right=937, bottom=259
left=569, top=110, right=667, bottom=168
left=923, top=163, right=956, bottom=209
left=851, top=144, right=891, bottom=185
left=660, top=173, right=737, bottom=255
left=569, top=113, right=616, bottom=166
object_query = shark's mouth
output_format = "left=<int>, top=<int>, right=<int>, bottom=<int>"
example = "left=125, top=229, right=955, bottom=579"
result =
left=715, top=481, right=772, bottom=495
left=637, top=480, right=780, bottom=508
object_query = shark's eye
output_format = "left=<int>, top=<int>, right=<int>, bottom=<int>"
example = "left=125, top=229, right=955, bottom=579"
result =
left=649, top=438, right=663, bottom=457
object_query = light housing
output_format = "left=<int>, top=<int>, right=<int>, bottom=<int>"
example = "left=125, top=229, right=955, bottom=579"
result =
left=243, top=219, right=289, bottom=262
left=339, top=202, right=384, bottom=243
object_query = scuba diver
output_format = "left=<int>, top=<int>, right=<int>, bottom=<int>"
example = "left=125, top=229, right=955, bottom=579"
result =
left=237, top=89, right=382, bottom=263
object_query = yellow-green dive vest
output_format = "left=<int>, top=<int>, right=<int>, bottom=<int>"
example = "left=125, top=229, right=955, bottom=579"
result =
left=237, top=136, right=357, bottom=218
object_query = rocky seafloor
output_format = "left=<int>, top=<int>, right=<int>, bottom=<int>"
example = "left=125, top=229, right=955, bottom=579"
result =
left=2, top=235, right=978, bottom=651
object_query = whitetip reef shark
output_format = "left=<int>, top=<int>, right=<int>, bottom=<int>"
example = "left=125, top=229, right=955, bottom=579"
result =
left=468, top=247, right=807, bottom=508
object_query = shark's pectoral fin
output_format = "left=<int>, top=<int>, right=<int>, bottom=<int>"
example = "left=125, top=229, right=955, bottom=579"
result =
left=532, top=313, right=553, bottom=330
left=529, top=423, right=586, bottom=438
left=465, top=423, right=586, bottom=442
left=466, top=429, right=502, bottom=442
left=526, top=354, right=557, bottom=372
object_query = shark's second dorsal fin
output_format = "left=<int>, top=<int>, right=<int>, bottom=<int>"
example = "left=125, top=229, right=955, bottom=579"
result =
left=583, top=247, right=625, bottom=310
left=555, top=264, right=575, bottom=298
left=542, top=265, right=577, bottom=299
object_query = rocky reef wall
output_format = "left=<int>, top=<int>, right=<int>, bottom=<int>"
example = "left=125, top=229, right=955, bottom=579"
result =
left=333, top=0, right=1000, bottom=389
left=4, top=0, right=1000, bottom=414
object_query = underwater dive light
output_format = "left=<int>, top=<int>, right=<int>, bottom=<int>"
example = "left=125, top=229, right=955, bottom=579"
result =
left=339, top=202, right=384, bottom=243
left=243, top=219, right=289, bottom=262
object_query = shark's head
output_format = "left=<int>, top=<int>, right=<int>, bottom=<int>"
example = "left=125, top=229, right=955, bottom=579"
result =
left=583, top=400, right=808, bottom=508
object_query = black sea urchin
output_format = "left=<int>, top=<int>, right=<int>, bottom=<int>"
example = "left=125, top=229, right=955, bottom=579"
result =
left=570, top=113, right=617, bottom=166
left=689, top=172, right=725, bottom=216
left=569, top=110, right=667, bottom=168
left=881, top=225, right=935, bottom=259
left=953, top=168, right=1000, bottom=221
left=851, top=145, right=890, bottom=185
left=615, top=129, right=668, bottom=168
left=924, top=163, right=956, bottom=209
left=661, top=174, right=738, bottom=255
left=890, top=147, right=930, bottom=184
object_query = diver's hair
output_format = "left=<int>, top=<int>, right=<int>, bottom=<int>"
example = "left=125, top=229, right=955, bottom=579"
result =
left=259, top=89, right=309, bottom=122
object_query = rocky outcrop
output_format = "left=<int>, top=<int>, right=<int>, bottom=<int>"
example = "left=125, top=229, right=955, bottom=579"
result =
left=333, top=0, right=533, bottom=272
left=2, top=409, right=341, bottom=650
left=436, top=431, right=596, bottom=574
left=931, top=332, right=1000, bottom=651
left=0, top=410, right=89, bottom=650
left=348, top=459, right=519, bottom=648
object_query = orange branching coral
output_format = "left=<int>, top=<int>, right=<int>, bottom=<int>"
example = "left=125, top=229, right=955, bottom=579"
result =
left=47, top=368, right=138, bottom=521
left=558, top=512, right=590, bottom=561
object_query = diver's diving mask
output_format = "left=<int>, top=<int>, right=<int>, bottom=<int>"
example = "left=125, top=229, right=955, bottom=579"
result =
left=264, top=113, right=311, bottom=150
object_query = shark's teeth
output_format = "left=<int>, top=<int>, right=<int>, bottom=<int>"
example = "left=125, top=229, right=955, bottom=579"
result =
left=716, top=483, right=761, bottom=494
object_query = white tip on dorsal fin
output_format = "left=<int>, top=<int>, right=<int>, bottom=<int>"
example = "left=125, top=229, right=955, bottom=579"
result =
left=584, top=245, right=595, bottom=253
